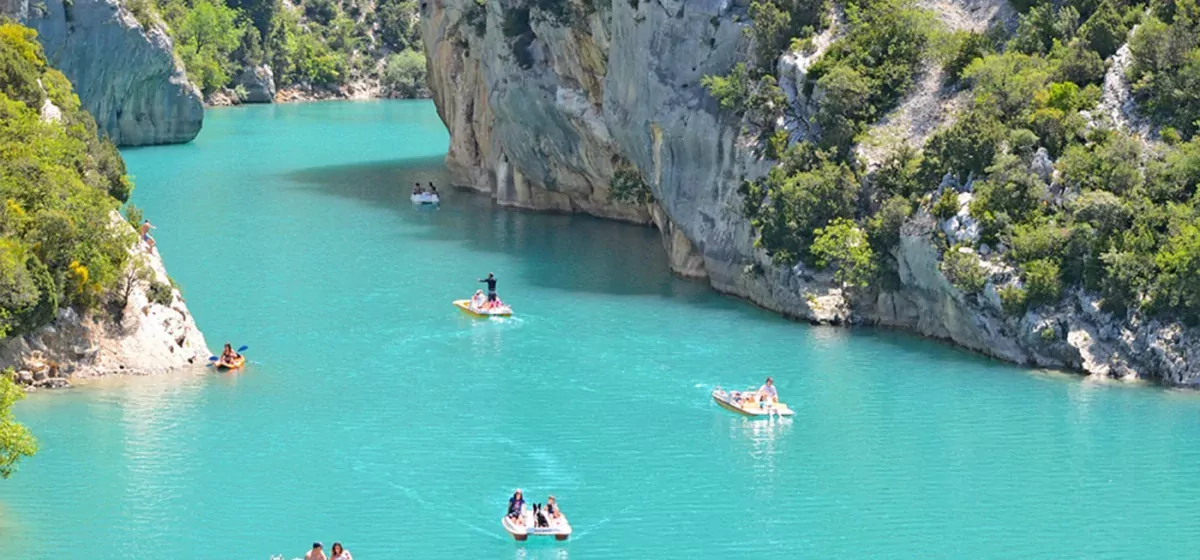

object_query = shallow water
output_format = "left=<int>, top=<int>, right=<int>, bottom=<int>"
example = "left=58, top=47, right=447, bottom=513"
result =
left=3, top=101, right=1200, bottom=559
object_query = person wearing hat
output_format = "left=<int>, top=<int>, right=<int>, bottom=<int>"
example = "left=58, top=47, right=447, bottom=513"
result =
left=305, top=542, right=326, bottom=560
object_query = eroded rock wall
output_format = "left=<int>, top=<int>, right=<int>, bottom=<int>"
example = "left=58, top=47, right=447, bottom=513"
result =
left=4, top=0, right=203, bottom=145
left=421, top=0, right=1200, bottom=386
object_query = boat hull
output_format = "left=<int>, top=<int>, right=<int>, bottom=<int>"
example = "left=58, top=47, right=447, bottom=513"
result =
left=453, top=299, right=513, bottom=317
left=712, top=389, right=794, bottom=417
left=411, top=194, right=439, bottom=205
left=215, top=356, right=245, bottom=370
left=502, top=512, right=570, bottom=541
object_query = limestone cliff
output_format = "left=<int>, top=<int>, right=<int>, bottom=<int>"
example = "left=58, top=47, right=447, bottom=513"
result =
left=422, top=0, right=1200, bottom=386
left=3, top=0, right=203, bottom=145
left=0, top=217, right=210, bottom=388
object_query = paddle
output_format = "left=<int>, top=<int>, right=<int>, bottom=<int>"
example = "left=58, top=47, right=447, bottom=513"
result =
left=208, top=345, right=249, bottom=364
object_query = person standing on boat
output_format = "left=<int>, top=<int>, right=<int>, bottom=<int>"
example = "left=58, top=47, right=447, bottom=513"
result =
left=507, top=489, right=525, bottom=520
left=479, top=272, right=498, bottom=303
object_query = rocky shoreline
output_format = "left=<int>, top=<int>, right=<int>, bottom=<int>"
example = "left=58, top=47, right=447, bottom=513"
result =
left=0, top=221, right=210, bottom=390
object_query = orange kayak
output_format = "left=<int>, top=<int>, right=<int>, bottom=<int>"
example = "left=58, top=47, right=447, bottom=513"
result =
left=215, top=356, right=246, bottom=370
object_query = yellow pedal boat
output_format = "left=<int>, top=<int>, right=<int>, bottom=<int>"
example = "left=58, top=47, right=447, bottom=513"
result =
left=453, top=299, right=513, bottom=317
left=712, top=388, right=795, bottom=417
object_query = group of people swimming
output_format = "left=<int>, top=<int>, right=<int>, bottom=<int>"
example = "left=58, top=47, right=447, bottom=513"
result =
left=507, top=490, right=564, bottom=528
left=412, top=182, right=439, bottom=196
left=301, top=541, right=351, bottom=560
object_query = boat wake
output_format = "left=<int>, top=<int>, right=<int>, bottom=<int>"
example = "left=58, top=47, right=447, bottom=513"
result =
left=385, top=481, right=509, bottom=541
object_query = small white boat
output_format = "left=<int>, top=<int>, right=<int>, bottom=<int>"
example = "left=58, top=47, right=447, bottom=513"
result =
left=712, top=387, right=795, bottom=417
left=502, top=509, right=571, bottom=541
left=411, top=192, right=440, bottom=205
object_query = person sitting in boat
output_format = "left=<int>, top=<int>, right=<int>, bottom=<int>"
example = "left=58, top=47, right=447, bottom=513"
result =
left=756, top=377, right=778, bottom=404
left=507, top=489, right=525, bottom=521
left=219, top=343, right=240, bottom=364
left=412, top=182, right=423, bottom=195
left=545, top=495, right=562, bottom=521
left=470, top=289, right=486, bottom=309
left=429, top=183, right=438, bottom=195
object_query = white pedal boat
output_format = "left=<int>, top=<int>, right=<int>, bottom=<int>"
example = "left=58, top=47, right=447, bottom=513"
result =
left=411, top=192, right=440, bottom=205
left=502, top=510, right=571, bottom=541
left=712, top=388, right=795, bottom=417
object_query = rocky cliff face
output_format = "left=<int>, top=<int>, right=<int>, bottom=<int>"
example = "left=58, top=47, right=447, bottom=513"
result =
left=3, top=0, right=203, bottom=146
left=0, top=217, right=210, bottom=388
left=421, top=0, right=1200, bottom=386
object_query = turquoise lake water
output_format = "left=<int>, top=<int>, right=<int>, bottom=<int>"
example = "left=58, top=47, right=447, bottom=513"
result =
left=3, top=101, right=1200, bottom=558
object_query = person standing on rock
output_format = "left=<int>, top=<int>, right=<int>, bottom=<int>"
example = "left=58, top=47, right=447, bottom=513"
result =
left=479, top=272, right=498, bottom=304
left=139, top=219, right=156, bottom=252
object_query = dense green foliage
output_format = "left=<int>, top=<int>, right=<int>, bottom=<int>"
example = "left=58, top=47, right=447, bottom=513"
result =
left=941, top=247, right=988, bottom=294
left=0, top=23, right=135, bottom=338
left=148, top=0, right=426, bottom=97
left=810, top=217, right=875, bottom=287
left=714, top=0, right=1200, bottom=325
left=0, top=370, right=36, bottom=479
left=381, top=48, right=427, bottom=97
left=1127, top=0, right=1200, bottom=139
left=806, top=0, right=933, bottom=152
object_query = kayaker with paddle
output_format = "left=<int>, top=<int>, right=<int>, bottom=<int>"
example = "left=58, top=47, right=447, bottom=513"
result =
left=479, top=272, right=498, bottom=304
left=218, top=343, right=241, bottom=365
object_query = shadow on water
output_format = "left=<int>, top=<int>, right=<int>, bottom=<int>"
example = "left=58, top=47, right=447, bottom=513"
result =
left=282, top=157, right=1084, bottom=377
left=283, top=157, right=722, bottom=303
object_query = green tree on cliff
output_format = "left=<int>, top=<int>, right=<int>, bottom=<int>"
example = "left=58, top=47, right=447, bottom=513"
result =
left=0, top=371, right=36, bottom=479
left=163, top=0, right=247, bottom=94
